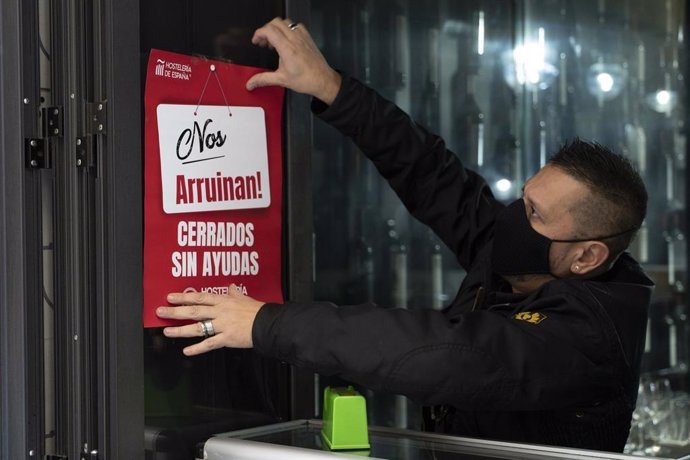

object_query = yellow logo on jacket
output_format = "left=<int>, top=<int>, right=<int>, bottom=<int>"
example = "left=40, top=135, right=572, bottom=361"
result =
left=513, top=311, right=547, bottom=324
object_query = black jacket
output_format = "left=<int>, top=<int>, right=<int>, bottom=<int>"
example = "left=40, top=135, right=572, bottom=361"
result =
left=252, top=76, right=654, bottom=452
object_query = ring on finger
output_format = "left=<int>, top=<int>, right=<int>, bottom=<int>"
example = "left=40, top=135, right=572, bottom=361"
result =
left=287, top=22, right=300, bottom=31
left=199, top=319, right=216, bottom=338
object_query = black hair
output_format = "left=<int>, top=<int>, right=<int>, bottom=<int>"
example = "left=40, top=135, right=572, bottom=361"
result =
left=548, top=138, right=648, bottom=260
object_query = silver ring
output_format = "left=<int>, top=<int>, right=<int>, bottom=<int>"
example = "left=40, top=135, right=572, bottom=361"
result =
left=200, top=320, right=215, bottom=338
left=288, top=22, right=300, bottom=31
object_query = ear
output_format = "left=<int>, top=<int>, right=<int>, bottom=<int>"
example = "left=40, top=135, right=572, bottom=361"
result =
left=570, top=241, right=610, bottom=276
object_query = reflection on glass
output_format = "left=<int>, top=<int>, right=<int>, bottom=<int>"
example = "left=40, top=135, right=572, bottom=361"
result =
left=586, top=61, right=627, bottom=101
left=626, top=378, right=690, bottom=455
left=647, top=89, right=679, bottom=113
left=502, top=27, right=559, bottom=90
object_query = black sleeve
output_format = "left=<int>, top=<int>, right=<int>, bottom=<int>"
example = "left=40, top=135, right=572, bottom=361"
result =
left=252, top=299, right=619, bottom=411
left=312, top=75, right=504, bottom=270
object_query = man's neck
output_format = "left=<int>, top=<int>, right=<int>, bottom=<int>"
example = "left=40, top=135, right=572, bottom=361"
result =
left=506, top=274, right=555, bottom=294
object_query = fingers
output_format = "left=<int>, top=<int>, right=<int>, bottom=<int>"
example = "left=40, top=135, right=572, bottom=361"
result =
left=249, top=16, right=338, bottom=101
left=159, top=283, right=244, bottom=321
left=156, top=304, right=213, bottom=321
left=251, top=17, right=291, bottom=53
left=166, top=290, right=224, bottom=306
left=246, top=71, right=283, bottom=91
left=183, top=336, right=223, bottom=356
left=228, top=283, right=246, bottom=297
left=162, top=320, right=206, bottom=338
left=162, top=284, right=244, bottom=317
left=157, top=282, right=259, bottom=354
left=248, top=18, right=298, bottom=92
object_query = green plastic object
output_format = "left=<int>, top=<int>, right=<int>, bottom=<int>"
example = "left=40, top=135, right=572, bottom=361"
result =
left=320, top=386, right=371, bottom=450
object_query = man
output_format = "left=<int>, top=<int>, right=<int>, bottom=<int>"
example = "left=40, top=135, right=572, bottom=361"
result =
left=156, top=17, right=653, bottom=452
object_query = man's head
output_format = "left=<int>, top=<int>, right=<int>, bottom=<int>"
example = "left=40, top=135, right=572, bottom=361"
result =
left=547, top=139, right=647, bottom=257
left=494, top=139, right=647, bottom=293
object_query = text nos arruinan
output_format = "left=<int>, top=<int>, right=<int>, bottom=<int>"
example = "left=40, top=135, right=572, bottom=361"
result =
left=176, top=171, right=264, bottom=205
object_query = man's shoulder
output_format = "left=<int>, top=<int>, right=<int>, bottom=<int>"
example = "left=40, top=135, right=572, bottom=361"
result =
left=603, top=252, right=655, bottom=287
left=542, top=252, right=653, bottom=305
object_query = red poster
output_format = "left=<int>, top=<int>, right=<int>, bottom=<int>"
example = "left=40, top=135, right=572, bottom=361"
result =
left=143, top=49, right=284, bottom=328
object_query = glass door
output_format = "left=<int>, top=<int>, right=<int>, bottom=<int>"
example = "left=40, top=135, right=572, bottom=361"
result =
left=308, top=1, right=690, bottom=456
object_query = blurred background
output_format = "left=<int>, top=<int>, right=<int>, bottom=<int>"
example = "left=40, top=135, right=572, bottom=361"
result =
left=305, top=0, right=690, bottom=456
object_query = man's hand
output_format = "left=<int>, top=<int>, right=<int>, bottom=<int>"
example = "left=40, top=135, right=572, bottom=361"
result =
left=156, top=284, right=265, bottom=356
left=246, top=17, right=342, bottom=105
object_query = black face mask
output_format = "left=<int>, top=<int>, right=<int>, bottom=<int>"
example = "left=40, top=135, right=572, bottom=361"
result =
left=491, top=199, right=636, bottom=277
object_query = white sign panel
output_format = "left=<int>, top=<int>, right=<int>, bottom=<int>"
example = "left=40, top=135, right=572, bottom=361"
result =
left=157, top=104, right=270, bottom=214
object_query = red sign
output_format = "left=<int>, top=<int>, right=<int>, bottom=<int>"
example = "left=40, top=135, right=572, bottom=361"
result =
left=144, top=49, right=284, bottom=328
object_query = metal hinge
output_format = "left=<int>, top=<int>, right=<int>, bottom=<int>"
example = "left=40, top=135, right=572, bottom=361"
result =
left=25, top=138, right=49, bottom=169
left=77, top=101, right=107, bottom=170
left=25, top=106, right=63, bottom=169
left=86, top=101, right=107, bottom=135
left=42, top=106, right=64, bottom=137
left=75, top=136, right=95, bottom=169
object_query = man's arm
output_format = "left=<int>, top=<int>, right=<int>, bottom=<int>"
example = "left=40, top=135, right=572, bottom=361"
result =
left=313, top=75, right=503, bottom=268
left=156, top=274, right=619, bottom=410
left=252, top=297, right=619, bottom=411
left=247, top=17, right=503, bottom=269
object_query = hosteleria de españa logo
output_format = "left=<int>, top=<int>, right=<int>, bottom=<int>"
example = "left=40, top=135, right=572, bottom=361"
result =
left=154, top=59, right=192, bottom=80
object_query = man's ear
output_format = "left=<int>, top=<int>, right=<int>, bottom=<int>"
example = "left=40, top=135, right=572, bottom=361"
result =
left=571, top=241, right=610, bottom=275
